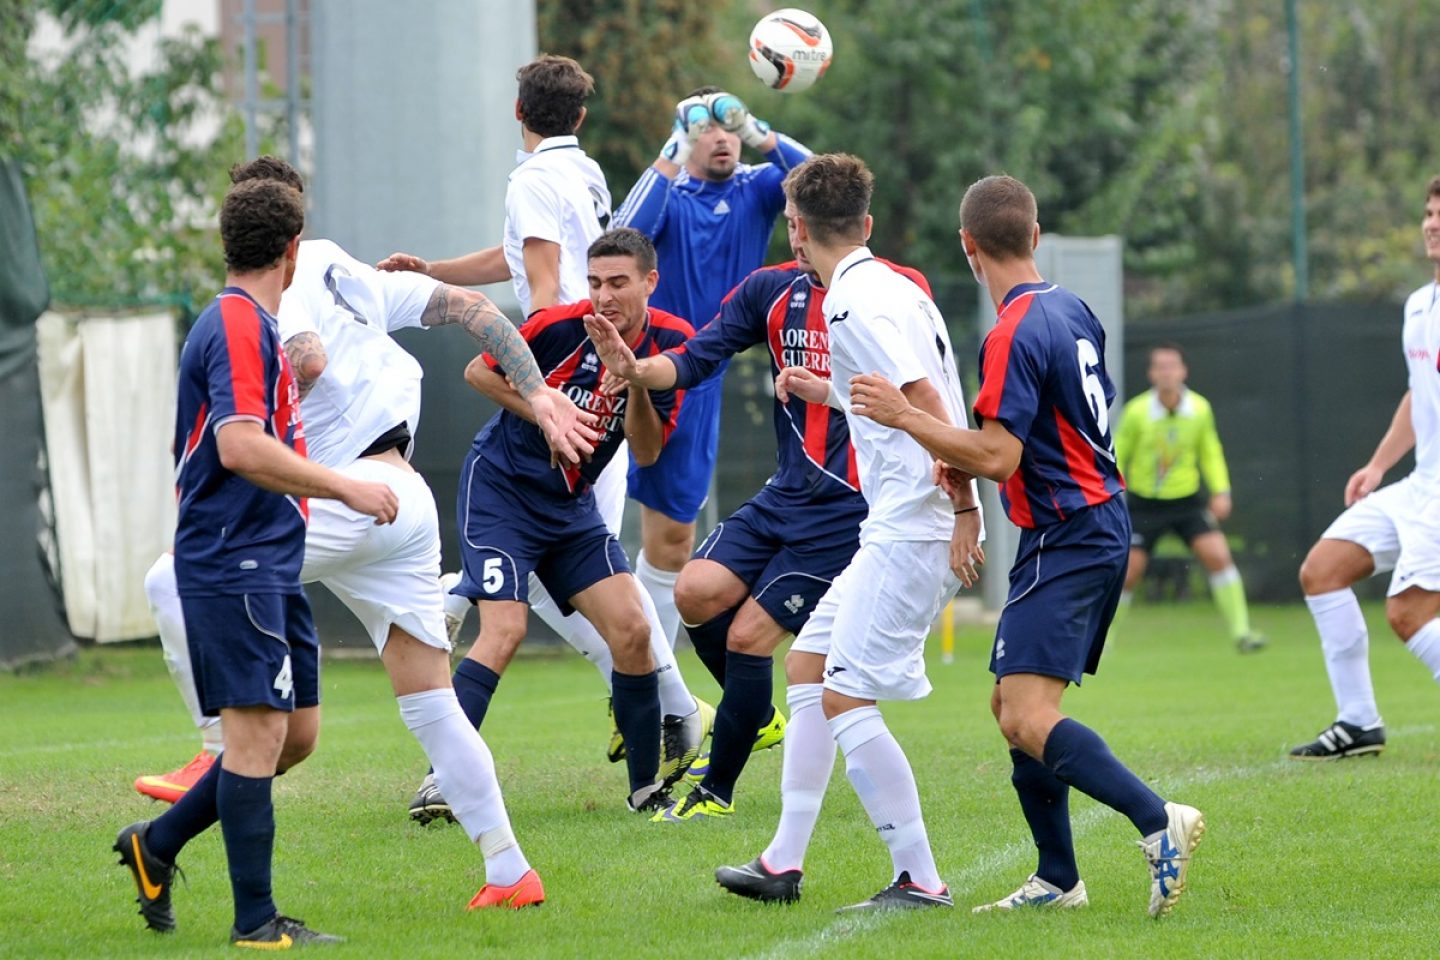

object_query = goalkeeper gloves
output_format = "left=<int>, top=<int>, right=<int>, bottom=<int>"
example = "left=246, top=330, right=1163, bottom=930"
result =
left=661, top=95, right=712, bottom=166
left=707, top=92, right=772, bottom=149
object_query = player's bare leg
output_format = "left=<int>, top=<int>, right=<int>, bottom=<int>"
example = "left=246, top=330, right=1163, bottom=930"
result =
left=1385, top=583, right=1440, bottom=691
left=383, top=625, right=540, bottom=906
left=570, top=574, right=674, bottom=808
left=676, top=558, right=749, bottom=685
left=993, top=673, right=1202, bottom=918
left=637, top=506, right=696, bottom=648
left=1293, top=538, right=1387, bottom=758
left=1190, top=531, right=1263, bottom=652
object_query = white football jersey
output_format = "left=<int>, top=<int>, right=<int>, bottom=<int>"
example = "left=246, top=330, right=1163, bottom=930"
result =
left=824, top=246, right=979, bottom=544
left=1403, top=280, right=1440, bottom=482
left=277, top=239, right=440, bottom=468
left=504, top=135, right=610, bottom=315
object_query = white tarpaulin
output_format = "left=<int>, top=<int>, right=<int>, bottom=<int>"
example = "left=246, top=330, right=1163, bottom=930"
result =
left=36, top=311, right=176, bottom=642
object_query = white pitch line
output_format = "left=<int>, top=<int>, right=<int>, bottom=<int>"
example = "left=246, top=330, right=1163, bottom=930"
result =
left=739, top=758, right=1286, bottom=960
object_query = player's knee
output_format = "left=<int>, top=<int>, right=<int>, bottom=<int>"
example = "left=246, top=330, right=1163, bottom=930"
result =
left=996, top=704, right=1042, bottom=754
left=1298, top=551, right=1337, bottom=595
left=989, top=684, right=1003, bottom=722
left=606, top=612, right=653, bottom=663
left=1385, top=601, right=1427, bottom=641
left=276, top=733, right=316, bottom=774
left=784, top=649, right=824, bottom=685
left=673, top=570, right=721, bottom=624
left=726, top=622, right=775, bottom=656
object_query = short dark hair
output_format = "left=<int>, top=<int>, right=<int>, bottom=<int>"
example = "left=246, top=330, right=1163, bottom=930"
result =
left=959, top=175, right=1038, bottom=261
left=686, top=85, right=722, bottom=99
left=229, top=155, right=304, bottom=193
left=782, top=153, right=873, bottom=246
left=1428, top=175, right=1440, bottom=202
left=1150, top=342, right=1187, bottom=364
left=516, top=55, right=594, bottom=138
left=587, top=227, right=657, bottom=273
left=220, top=179, right=304, bottom=273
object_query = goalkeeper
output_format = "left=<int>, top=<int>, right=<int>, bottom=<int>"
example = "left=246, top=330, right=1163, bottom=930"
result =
left=1115, top=343, right=1265, bottom=652
left=612, top=90, right=810, bottom=653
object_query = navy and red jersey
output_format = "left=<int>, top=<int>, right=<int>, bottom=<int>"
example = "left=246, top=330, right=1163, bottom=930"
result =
left=473, top=301, right=691, bottom=501
left=173, top=288, right=309, bottom=595
left=973, top=282, right=1126, bottom=529
left=667, top=260, right=931, bottom=503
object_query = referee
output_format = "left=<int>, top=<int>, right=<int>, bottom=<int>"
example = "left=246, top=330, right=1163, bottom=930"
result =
left=1115, top=343, right=1265, bottom=652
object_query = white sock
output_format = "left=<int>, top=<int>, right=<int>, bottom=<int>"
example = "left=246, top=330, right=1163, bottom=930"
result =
left=1119, top=590, right=1133, bottom=607
left=636, top=551, right=682, bottom=649
left=640, top=583, right=695, bottom=716
left=829, top=705, right=943, bottom=891
left=145, top=554, right=224, bottom=754
left=1308, top=588, right=1381, bottom=728
left=398, top=688, right=530, bottom=887
left=1405, top=619, right=1440, bottom=683
left=761, top=684, right=835, bottom=872
left=529, top=576, right=614, bottom=688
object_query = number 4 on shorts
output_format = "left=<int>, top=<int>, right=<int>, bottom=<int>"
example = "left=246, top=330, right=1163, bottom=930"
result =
left=273, top=654, right=294, bottom=700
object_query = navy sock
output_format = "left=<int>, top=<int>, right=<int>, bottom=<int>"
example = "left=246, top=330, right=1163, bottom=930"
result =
left=1009, top=748, right=1079, bottom=891
left=453, top=658, right=501, bottom=731
left=611, top=669, right=661, bottom=793
left=1043, top=718, right=1168, bottom=836
left=701, top=651, right=774, bottom=804
left=217, top=769, right=278, bottom=934
left=146, top=758, right=222, bottom=862
left=685, top=610, right=736, bottom=687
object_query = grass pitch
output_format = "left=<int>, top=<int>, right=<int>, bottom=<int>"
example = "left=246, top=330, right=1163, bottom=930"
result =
left=3, top=601, right=1439, bottom=959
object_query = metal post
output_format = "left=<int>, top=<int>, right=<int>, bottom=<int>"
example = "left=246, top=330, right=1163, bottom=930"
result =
left=286, top=0, right=300, bottom=166
left=1286, top=0, right=1308, bottom=302
left=242, top=0, right=259, bottom=159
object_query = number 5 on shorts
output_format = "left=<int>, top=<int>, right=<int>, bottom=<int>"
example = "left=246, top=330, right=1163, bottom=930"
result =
left=482, top=557, right=505, bottom=594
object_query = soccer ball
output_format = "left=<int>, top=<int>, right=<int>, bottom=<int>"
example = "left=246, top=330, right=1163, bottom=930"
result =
left=748, top=8, right=833, bottom=93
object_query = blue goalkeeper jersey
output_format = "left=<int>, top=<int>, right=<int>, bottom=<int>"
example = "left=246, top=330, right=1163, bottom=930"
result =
left=612, top=135, right=811, bottom=392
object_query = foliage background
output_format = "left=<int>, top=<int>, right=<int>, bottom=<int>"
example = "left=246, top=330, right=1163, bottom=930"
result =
left=5, top=0, right=1440, bottom=315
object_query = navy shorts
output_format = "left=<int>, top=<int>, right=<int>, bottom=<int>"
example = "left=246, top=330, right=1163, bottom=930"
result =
left=628, top=379, right=721, bottom=524
left=455, top=450, right=629, bottom=616
left=991, top=496, right=1130, bottom=684
left=181, top=591, right=320, bottom=716
left=693, top=485, right=866, bottom=633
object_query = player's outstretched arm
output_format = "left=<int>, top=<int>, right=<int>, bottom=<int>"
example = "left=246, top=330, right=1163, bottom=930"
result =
left=1345, top=390, right=1416, bottom=505
left=850, top=372, right=1021, bottom=482
left=775, top=366, right=840, bottom=409
left=377, top=246, right=510, bottom=287
left=583, top=313, right=679, bottom=392
left=215, top=420, right=398, bottom=524
left=283, top=332, right=327, bottom=401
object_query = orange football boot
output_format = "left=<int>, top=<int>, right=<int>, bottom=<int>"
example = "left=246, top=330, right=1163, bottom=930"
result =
left=134, top=751, right=215, bottom=804
left=467, top=868, right=546, bottom=910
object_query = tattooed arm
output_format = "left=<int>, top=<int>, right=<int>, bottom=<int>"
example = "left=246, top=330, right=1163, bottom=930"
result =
left=420, top=284, right=547, bottom=399
left=283, top=332, right=327, bottom=401
left=424, top=284, right=601, bottom=465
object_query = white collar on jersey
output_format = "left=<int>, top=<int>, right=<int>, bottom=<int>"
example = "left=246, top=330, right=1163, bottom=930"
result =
left=832, top=245, right=876, bottom=284
left=1148, top=387, right=1194, bottom=420
left=515, top=135, right=580, bottom=165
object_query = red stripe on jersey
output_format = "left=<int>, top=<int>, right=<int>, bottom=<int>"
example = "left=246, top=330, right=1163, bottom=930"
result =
left=972, top=292, right=1035, bottom=423
left=845, top=441, right=860, bottom=490
left=800, top=295, right=831, bottom=470
left=220, top=295, right=268, bottom=420
left=1004, top=466, right=1035, bottom=528
left=484, top=300, right=594, bottom=369
left=1053, top=407, right=1111, bottom=506
left=660, top=386, right=686, bottom=443
left=182, top=402, right=209, bottom=462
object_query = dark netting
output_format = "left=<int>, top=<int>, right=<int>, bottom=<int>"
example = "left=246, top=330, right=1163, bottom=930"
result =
left=1125, top=302, right=1408, bottom=601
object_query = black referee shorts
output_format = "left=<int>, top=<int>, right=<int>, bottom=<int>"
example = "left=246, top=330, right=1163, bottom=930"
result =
left=1125, top=491, right=1220, bottom=553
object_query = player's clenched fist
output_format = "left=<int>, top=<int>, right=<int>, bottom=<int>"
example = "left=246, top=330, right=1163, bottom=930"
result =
left=342, top=479, right=400, bottom=525
left=849, top=372, right=912, bottom=426
left=375, top=252, right=430, bottom=275
left=774, top=365, right=831, bottom=405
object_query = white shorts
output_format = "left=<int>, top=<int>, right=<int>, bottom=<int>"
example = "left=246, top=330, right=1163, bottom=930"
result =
left=594, top=441, right=628, bottom=535
left=792, top=539, right=958, bottom=701
left=302, top=458, right=449, bottom=653
left=1321, top=474, right=1440, bottom=596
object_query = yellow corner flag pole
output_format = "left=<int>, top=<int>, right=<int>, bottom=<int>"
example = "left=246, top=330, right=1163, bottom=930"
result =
left=940, top=600, right=955, bottom=665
